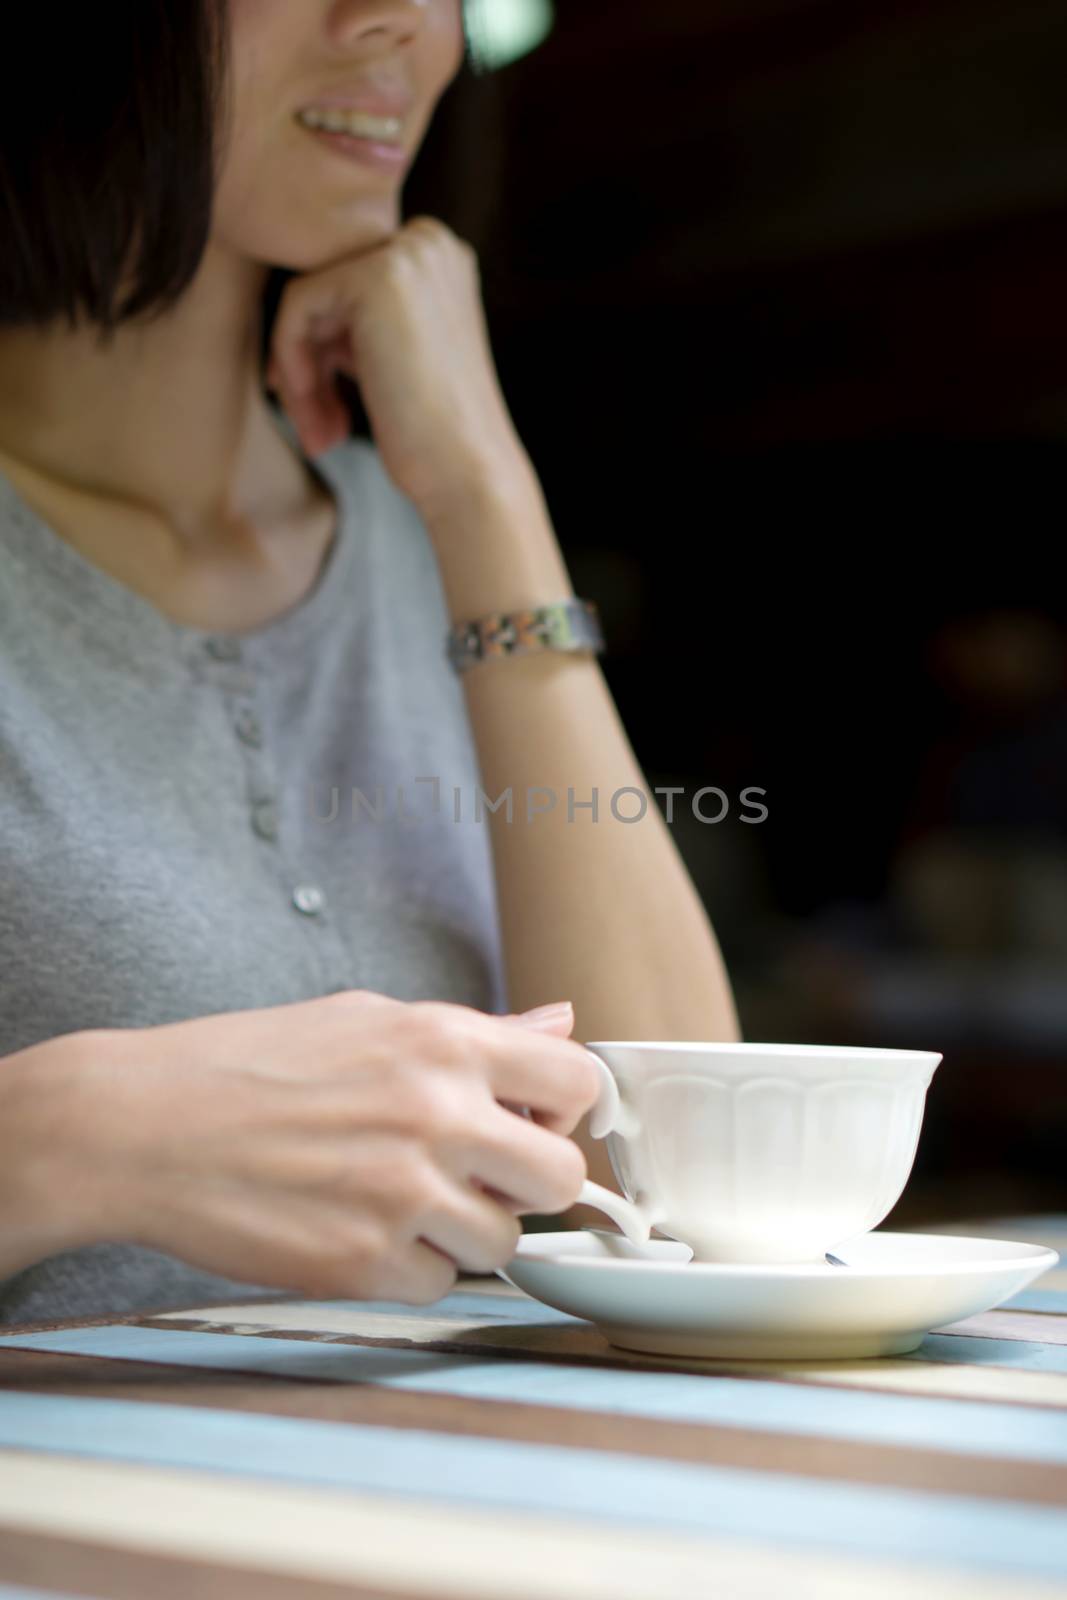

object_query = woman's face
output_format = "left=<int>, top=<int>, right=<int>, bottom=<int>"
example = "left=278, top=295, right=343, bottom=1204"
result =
left=213, top=0, right=465, bottom=268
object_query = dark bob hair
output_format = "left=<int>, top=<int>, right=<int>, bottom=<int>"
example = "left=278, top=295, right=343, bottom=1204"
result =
left=0, top=1, right=494, bottom=337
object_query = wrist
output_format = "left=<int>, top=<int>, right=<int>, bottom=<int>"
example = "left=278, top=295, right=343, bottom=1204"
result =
left=0, top=1029, right=145, bottom=1268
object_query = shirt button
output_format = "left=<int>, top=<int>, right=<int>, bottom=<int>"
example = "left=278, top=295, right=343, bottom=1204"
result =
left=206, top=635, right=242, bottom=662
left=234, top=706, right=262, bottom=747
left=292, top=884, right=325, bottom=915
left=251, top=799, right=278, bottom=841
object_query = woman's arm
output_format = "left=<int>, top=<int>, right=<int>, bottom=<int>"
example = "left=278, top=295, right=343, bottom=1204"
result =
left=0, top=997, right=599, bottom=1295
left=267, top=218, right=741, bottom=1201
left=421, top=456, right=742, bottom=1192
left=0, top=1031, right=117, bottom=1280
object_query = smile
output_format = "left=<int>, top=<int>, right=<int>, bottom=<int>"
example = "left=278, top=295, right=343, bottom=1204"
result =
left=295, top=108, right=404, bottom=143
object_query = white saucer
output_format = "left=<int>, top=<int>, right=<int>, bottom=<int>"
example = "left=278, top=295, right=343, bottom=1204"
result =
left=500, top=1230, right=1059, bottom=1361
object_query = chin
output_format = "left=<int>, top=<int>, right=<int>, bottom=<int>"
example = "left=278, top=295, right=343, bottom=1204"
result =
left=223, top=192, right=403, bottom=275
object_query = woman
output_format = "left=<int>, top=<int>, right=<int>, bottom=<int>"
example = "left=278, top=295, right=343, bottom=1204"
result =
left=0, top=0, right=739, bottom=1323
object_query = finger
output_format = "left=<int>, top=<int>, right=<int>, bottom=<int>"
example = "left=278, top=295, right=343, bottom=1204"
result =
left=461, top=1104, right=587, bottom=1213
left=272, top=277, right=350, bottom=400
left=316, top=327, right=357, bottom=380
left=503, top=1013, right=581, bottom=1124
left=270, top=275, right=358, bottom=450
left=307, top=351, right=352, bottom=452
left=408, top=1002, right=600, bottom=1132
left=379, top=1238, right=458, bottom=1305
left=425, top=1006, right=598, bottom=1130
left=417, top=1182, right=522, bottom=1274
left=488, top=1033, right=602, bottom=1134
left=475, top=1181, right=527, bottom=1216
left=502, top=1010, right=575, bottom=1039
left=275, top=347, right=350, bottom=456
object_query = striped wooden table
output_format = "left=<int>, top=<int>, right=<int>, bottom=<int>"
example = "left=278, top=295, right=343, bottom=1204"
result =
left=0, top=1217, right=1064, bottom=1600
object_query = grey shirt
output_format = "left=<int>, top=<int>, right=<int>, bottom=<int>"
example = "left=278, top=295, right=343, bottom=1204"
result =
left=0, top=426, right=508, bottom=1323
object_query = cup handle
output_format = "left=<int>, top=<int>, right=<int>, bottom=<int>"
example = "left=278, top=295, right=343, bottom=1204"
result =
left=576, top=1180, right=652, bottom=1246
left=585, top=1048, right=622, bottom=1139
left=578, top=1050, right=651, bottom=1246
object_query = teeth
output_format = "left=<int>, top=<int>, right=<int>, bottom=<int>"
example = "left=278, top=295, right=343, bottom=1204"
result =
left=297, top=107, right=403, bottom=142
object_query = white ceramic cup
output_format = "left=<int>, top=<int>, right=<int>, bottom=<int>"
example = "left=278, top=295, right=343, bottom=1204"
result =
left=575, top=1041, right=942, bottom=1264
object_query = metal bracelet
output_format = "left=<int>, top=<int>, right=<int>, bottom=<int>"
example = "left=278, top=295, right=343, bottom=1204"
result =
left=446, top=598, right=605, bottom=675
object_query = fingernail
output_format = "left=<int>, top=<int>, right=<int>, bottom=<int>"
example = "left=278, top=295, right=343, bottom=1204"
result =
left=515, top=1001, right=573, bottom=1022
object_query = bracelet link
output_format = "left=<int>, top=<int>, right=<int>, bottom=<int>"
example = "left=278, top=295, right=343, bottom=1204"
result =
left=446, top=598, right=604, bottom=675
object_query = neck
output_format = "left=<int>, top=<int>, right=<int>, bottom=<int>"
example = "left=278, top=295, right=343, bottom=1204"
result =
left=0, top=242, right=299, bottom=543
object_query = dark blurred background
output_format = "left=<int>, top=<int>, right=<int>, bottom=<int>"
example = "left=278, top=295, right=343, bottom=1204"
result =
left=402, top=0, right=1067, bottom=1224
